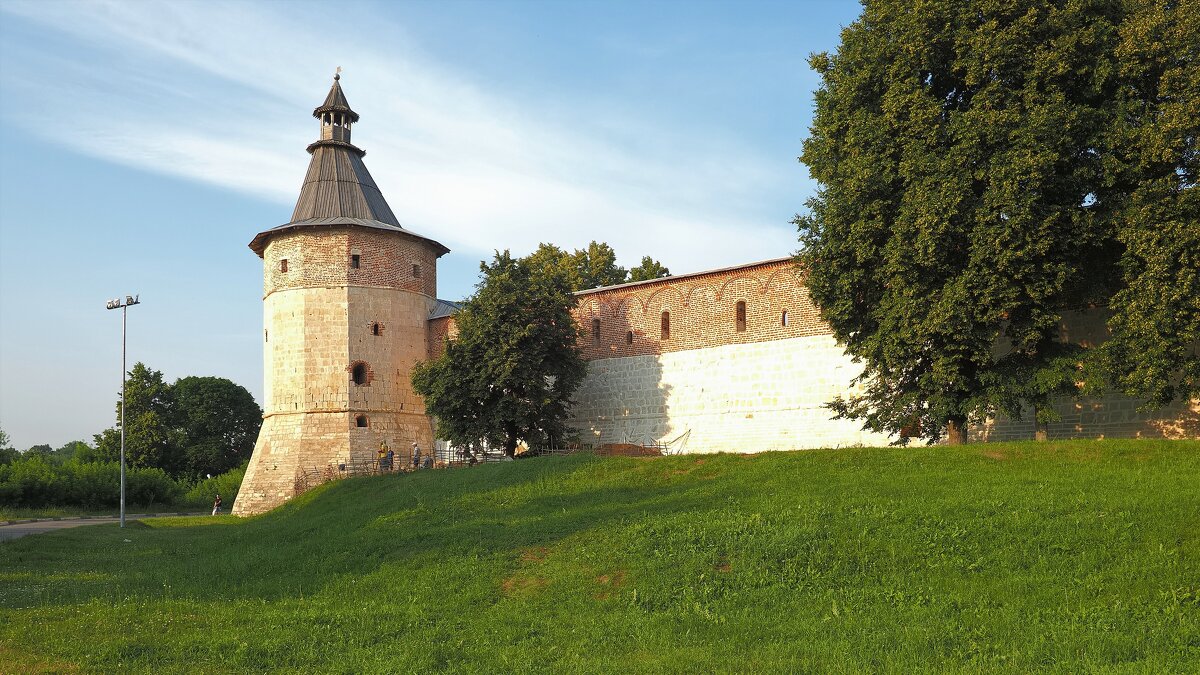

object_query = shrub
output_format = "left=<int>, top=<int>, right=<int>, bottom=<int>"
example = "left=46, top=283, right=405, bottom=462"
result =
left=126, top=466, right=184, bottom=506
left=66, top=461, right=121, bottom=508
left=185, top=463, right=247, bottom=507
left=0, top=456, right=61, bottom=507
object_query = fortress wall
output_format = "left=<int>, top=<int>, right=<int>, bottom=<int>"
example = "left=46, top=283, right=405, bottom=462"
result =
left=568, top=260, right=1199, bottom=450
left=569, top=333, right=894, bottom=453
left=971, top=396, right=1200, bottom=442
left=568, top=260, right=893, bottom=452
left=427, top=316, right=456, bottom=360
left=574, top=259, right=826, bottom=360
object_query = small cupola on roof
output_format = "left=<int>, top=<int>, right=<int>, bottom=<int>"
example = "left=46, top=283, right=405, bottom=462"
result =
left=248, top=71, right=449, bottom=258
left=310, top=72, right=362, bottom=153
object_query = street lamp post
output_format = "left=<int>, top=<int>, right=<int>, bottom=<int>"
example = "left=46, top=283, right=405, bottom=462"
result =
left=106, top=294, right=140, bottom=528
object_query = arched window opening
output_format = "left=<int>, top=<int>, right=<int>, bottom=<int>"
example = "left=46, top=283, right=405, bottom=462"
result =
left=781, top=310, right=789, bottom=327
left=736, top=301, right=747, bottom=332
left=625, top=331, right=633, bottom=345
left=592, top=318, right=601, bottom=345
left=371, top=322, right=382, bottom=336
left=351, top=362, right=368, bottom=385
left=355, top=415, right=368, bottom=428
left=661, top=311, right=670, bottom=340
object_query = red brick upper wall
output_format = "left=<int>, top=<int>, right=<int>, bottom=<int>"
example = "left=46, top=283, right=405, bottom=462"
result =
left=422, top=258, right=832, bottom=363
left=427, top=316, right=456, bottom=360
left=574, top=258, right=831, bottom=361
left=263, top=227, right=439, bottom=299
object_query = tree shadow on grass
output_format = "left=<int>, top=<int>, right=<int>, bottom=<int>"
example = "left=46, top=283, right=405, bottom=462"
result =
left=0, top=454, right=724, bottom=607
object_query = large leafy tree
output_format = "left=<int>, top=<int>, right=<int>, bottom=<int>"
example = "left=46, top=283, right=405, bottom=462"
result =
left=172, top=376, right=262, bottom=478
left=572, top=241, right=628, bottom=289
left=1100, top=0, right=1200, bottom=407
left=629, top=256, right=672, bottom=282
left=797, top=0, right=1126, bottom=443
left=523, top=241, right=669, bottom=291
left=0, top=427, right=16, bottom=465
left=94, top=363, right=177, bottom=470
left=413, top=251, right=587, bottom=456
left=93, top=364, right=262, bottom=477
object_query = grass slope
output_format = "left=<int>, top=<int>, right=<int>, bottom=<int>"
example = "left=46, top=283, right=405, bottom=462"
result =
left=1, top=440, right=1198, bottom=673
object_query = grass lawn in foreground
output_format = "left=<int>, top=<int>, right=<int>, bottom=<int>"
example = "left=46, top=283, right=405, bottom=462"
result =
left=1, top=439, right=1197, bottom=673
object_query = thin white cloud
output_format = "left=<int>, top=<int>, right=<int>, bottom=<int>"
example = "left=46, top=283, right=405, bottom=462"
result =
left=1, top=0, right=799, bottom=274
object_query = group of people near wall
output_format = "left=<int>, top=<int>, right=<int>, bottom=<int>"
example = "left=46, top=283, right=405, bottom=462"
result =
left=377, top=441, right=434, bottom=472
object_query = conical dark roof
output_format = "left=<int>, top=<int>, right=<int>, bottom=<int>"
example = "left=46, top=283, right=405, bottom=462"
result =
left=313, top=75, right=359, bottom=122
left=249, top=76, right=448, bottom=257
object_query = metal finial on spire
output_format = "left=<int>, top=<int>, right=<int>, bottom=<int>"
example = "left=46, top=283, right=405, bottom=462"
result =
left=335, top=66, right=342, bottom=81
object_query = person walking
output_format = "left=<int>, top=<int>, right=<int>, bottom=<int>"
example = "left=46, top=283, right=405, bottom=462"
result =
left=412, top=442, right=421, bottom=469
left=212, top=494, right=222, bottom=516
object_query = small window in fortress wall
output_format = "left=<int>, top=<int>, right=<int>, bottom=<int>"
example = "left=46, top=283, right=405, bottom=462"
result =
left=592, top=318, right=601, bottom=345
left=781, top=310, right=789, bottom=327
left=352, top=363, right=368, bottom=385
left=413, top=264, right=421, bottom=278
left=661, top=311, right=670, bottom=340
left=264, top=329, right=269, bottom=343
left=280, top=259, right=288, bottom=273
left=351, top=254, right=361, bottom=269
left=736, top=301, right=747, bottom=332
left=625, top=331, right=633, bottom=345
left=371, top=322, right=382, bottom=336
left=355, top=415, right=368, bottom=428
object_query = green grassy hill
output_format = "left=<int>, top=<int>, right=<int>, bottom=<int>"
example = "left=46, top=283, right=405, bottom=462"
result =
left=2, top=440, right=1198, bottom=673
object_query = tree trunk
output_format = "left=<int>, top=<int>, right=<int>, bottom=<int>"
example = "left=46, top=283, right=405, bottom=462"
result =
left=504, top=435, right=518, bottom=458
left=945, top=418, right=967, bottom=445
left=1032, top=405, right=1048, bottom=441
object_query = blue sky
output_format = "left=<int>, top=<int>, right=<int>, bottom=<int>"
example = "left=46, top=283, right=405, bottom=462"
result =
left=0, top=0, right=862, bottom=450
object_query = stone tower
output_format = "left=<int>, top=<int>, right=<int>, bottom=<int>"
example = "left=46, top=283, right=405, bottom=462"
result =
left=233, top=75, right=449, bottom=516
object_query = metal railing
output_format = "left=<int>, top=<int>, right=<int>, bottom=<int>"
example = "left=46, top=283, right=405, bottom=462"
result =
left=290, top=430, right=692, bottom=497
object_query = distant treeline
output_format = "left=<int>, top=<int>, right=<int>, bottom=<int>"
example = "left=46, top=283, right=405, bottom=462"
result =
left=0, top=363, right=260, bottom=509
left=0, top=455, right=245, bottom=509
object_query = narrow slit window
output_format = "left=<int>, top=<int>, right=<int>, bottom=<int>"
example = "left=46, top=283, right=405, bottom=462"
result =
left=280, top=258, right=288, bottom=273
left=412, top=264, right=421, bottom=278
left=350, top=254, right=361, bottom=269
left=355, top=415, right=368, bottom=428
left=264, top=329, right=269, bottom=343
left=781, top=310, right=789, bottom=327
left=661, top=311, right=670, bottom=340
left=592, top=318, right=601, bottom=345
left=352, top=363, right=368, bottom=385
left=625, top=331, right=633, bottom=345
left=736, top=301, right=747, bottom=332
left=371, top=322, right=381, bottom=336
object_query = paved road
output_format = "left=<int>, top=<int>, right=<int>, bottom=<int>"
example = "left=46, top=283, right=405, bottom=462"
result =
left=0, top=514, right=204, bottom=541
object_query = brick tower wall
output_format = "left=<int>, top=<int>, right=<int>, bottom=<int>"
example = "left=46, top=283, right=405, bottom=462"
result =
left=234, top=227, right=439, bottom=516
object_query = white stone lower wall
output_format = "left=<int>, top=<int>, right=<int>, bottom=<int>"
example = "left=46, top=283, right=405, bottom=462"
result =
left=568, top=334, right=1200, bottom=453
left=972, top=396, right=1200, bottom=442
left=568, top=335, right=894, bottom=453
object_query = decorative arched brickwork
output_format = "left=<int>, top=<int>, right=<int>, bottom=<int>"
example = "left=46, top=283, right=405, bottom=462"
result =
left=573, top=258, right=828, bottom=360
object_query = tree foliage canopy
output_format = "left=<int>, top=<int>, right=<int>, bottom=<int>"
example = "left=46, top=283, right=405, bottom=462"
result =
left=1099, top=0, right=1200, bottom=406
left=629, top=256, right=672, bottom=282
left=797, top=0, right=1197, bottom=443
left=413, top=251, right=587, bottom=456
left=93, top=364, right=262, bottom=478
left=524, top=241, right=670, bottom=291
